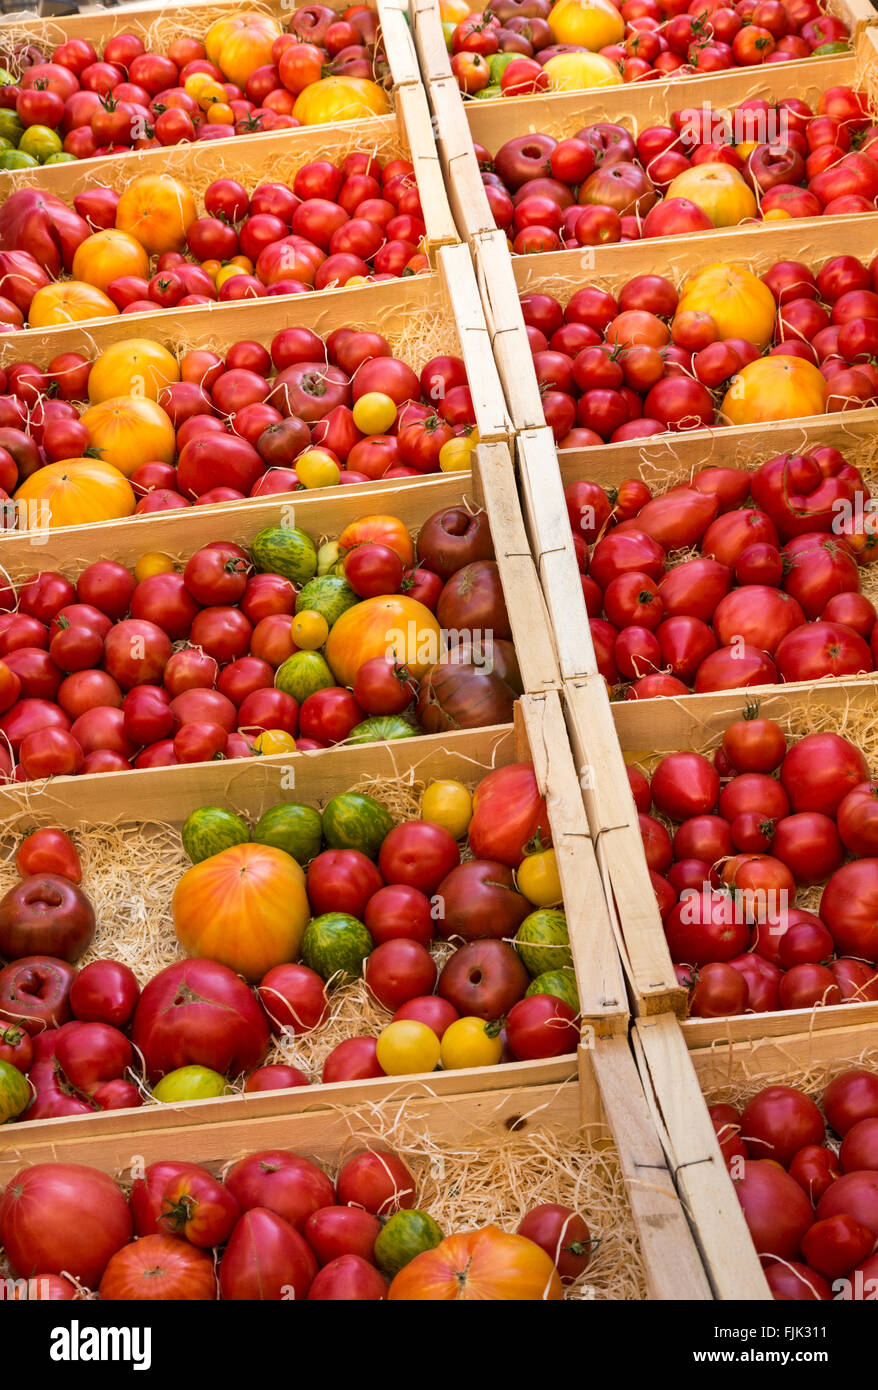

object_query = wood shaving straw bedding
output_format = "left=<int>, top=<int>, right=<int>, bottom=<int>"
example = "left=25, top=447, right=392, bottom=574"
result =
left=698, top=1038, right=878, bottom=1119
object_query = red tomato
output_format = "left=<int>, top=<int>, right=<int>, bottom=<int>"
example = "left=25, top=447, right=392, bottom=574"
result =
left=788, top=1145, right=843, bottom=1204
left=15, top=827, right=81, bottom=883
left=0, top=1163, right=132, bottom=1286
left=69, top=960, right=140, bottom=1028
left=650, top=752, right=719, bottom=820
left=824, top=1069, right=878, bottom=1136
left=224, top=1152, right=335, bottom=1232
left=377, top=821, right=460, bottom=894
left=664, top=889, right=751, bottom=965
left=100, top=1234, right=217, bottom=1300
left=306, top=849, right=383, bottom=918
left=817, top=1170, right=878, bottom=1239
left=778, top=962, right=842, bottom=1010
left=257, top=963, right=327, bottom=1035
left=322, top=1036, right=384, bottom=1083
left=721, top=717, right=786, bottom=773
left=183, top=548, right=250, bottom=606
left=517, top=1203, right=593, bottom=1283
left=160, top=1169, right=240, bottom=1248
left=362, top=883, right=434, bottom=947
left=740, top=1086, right=825, bottom=1168
left=298, top=687, right=365, bottom=744
left=219, top=1209, right=317, bottom=1301
left=364, top=939, right=436, bottom=1011
left=307, top=1253, right=387, bottom=1300
left=505, top=995, right=579, bottom=1060
left=821, top=859, right=878, bottom=960
left=392, top=995, right=458, bottom=1038
left=672, top=815, right=733, bottom=864
left=335, top=1150, right=416, bottom=1216
left=130, top=1161, right=203, bottom=1237
left=304, top=1206, right=381, bottom=1266
left=709, top=1103, right=747, bottom=1166
left=802, top=1213, right=875, bottom=1280
left=731, top=1160, right=814, bottom=1261
left=689, top=962, right=749, bottom=1017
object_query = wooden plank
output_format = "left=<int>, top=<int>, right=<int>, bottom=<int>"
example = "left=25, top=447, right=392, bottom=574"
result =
left=634, top=1014, right=772, bottom=1301
left=395, top=82, right=461, bottom=250
left=687, top=1021, right=878, bottom=1095
left=471, top=228, right=545, bottom=430
left=474, top=440, right=562, bottom=694
left=376, top=0, right=423, bottom=89
left=588, top=1036, right=713, bottom=1301
left=515, top=427, right=595, bottom=683
left=438, top=242, right=511, bottom=441
left=564, top=677, right=686, bottom=1017
left=410, top=0, right=453, bottom=83
left=428, top=76, right=496, bottom=242
left=518, top=692, right=629, bottom=1031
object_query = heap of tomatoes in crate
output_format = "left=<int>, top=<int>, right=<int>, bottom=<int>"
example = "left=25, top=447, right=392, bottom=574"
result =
left=637, top=713, right=878, bottom=1017
left=567, top=445, right=878, bottom=695
left=714, top=1068, right=878, bottom=1299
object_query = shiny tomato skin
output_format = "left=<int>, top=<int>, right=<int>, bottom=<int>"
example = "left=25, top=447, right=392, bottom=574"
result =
left=788, top=1146, right=843, bottom=1205
left=306, top=849, right=384, bottom=919
left=824, top=1069, right=878, bottom=1136
left=739, top=1085, right=825, bottom=1168
left=689, top=962, right=748, bottom=1017
left=322, top=1037, right=384, bottom=1083
left=516, top=1203, right=593, bottom=1283
left=160, top=1169, right=240, bottom=1248
left=664, top=890, right=751, bottom=966
left=731, top=1160, right=814, bottom=1261
left=762, top=1261, right=831, bottom=1301
left=335, top=1151, right=416, bottom=1216
left=298, top=687, right=365, bottom=744
left=650, top=752, right=719, bottom=820
left=770, top=812, right=844, bottom=885
left=505, top=995, right=578, bottom=1060
left=69, top=960, right=140, bottom=1028
left=377, top=821, right=460, bottom=895
left=721, top=717, right=786, bottom=773
left=100, top=1234, right=217, bottom=1301
left=15, top=828, right=82, bottom=882
left=363, top=884, right=434, bottom=947
left=303, top=1205, right=381, bottom=1266
left=364, top=939, right=437, bottom=1011
left=802, top=1213, right=874, bottom=1280
left=821, top=858, right=878, bottom=960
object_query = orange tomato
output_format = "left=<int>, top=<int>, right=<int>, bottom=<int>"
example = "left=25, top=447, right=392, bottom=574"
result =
left=388, top=1227, right=563, bottom=1301
left=173, top=843, right=310, bottom=982
left=27, top=281, right=119, bottom=328
left=338, top=514, right=415, bottom=567
left=721, top=355, right=827, bottom=425
left=71, top=228, right=149, bottom=292
left=666, top=165, right=757, bottom=227
left=80, top=396, right=176, bottom=476
left=88, top=339, right=180, bottom=404
left=211, top=17, right=281, bottom=87
left=135, top=552, right=174, bottom=582
left=14, top=459, right=135, bottom=529
left=206, top=102, right=234, bottom=123
left=439, top=0, right=472, bottom=20
left=677, top=262, right=776, bottom=348
left=324, top=595, right=441, bottom=686
left=115, top=174, right=198, bottom=256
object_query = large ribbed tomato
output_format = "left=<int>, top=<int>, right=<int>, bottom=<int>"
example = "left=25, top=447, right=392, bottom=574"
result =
left=324, top=595, right=441, bottom=686
left=292, top=77, right=391, bottom=125
left=678, top=263, right=776, bottom=347
left=173, top=844, right=310, bottom=983
left=722, top=356, right=827, bottom=425
left=80, top=396, right=176, bottom=475
left=468, top=763, right=551, bottom=867
left=115, top=175, right=198, bottom=256
left=388, top=1226, right=562, bottom=1300
left=14, top=459, right=135, bottom=529
left=1, top=1163, right=132, bottom=1286
left=100, top=1235, right=217, bottom=1300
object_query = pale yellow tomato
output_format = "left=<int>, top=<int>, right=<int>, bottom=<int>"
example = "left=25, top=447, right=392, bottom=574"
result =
left=184, top=72, right=212, bottom=99
left=353, top=391, right=397, bottom=434
left=134, top=552, right=174, bottom=583
left=253, top=729, right=298, bottom=755
left=291, top=610, right=329, bottom=650
left=376, top=1020, right=441, bottom=1076
left=297, top=449, right=340, bottom=489
left=439, top=437, right=475, bottom=472
left=440, top=1017, right=503, bottom=1070
left=421, top=779, right=472, bottom=839
left=517, top=849, right=563, bottom=907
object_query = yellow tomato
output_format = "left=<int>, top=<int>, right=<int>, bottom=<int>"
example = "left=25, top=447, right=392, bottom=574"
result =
left=207, top=102, right=234, bottom=124
left=517, top=849, right=563, bottom=907
left=345, top=274, right=369, bottom=286
left=440, top=1017, right=503, bottom=1070
left=352, top=391, right=397, bottom=434
left=184, top=72, right=213, bottom=99
left=135, top=552, right=174, bottom=583
left=216, top=265, right=246, bottom=289
left=88, top=338, right=180, bottom=404
left=542, top=50, right=622, bottom=90
left=376, top=1021, right=441, bottom=1076
left=548, top=0, right=625, bottom=50
left=296, top=449, right=340, bottom=489
left=763, top=209, right=791, bottom=221
left=291, top=610, right=329, bottom=650
left=438, top=437, right=474, bottom=472
left=421, top=780, right=472, bottom=839
left=253, top=729, right=298, bottom=755
left=735, top=141, right=759, bottom=159
left=439, top=0, right=471, bottom=20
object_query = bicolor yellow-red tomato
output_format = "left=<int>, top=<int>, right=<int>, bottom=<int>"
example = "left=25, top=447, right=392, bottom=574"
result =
left=722, top=355, right=827, bottom=425
left=71, top=228, right=149, bottom=292
left=542, top=50, right=623, bottom=90
left=388, top=1226, right=564, bottom=1300
left=80, top=396, right=176, bottom=475
left=677, top=262, right=777, bottom=348
left=548, top=0, right=625, bottom=49
left=88, top=339, right=180, bottom=404
left=293, top=77, right=391, bottom=125
left=206, top=15, right=281, bottom=86
left=665, top=165, right=757, bottom=228
left=324, top=595, right=442, bottom=686
left=14, top=459, right=135, bottom=529
left=27, top=280, right=119, bottom=328
left=115, top=174, right=198, bottom=256
left=173, top=842, right=310, bottom=982
left=338, top=515, right=415, bottom=568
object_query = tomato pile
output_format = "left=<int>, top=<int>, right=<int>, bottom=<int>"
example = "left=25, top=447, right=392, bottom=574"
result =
left=0, top=7, right=390, bottom=170
left=636, top=713, right=878, bottom=1016
left=0, top=158, right=430, bottom=332
left=525, top=254, right=878, bottom=445
left=445, top=0, right=850, bottom=99
left=477, top=86, right=874, bottom=252
left=0, top=333, right=478, bottom=528
left=0, top=765, right=578, bottom=1124
left=0, top=503, right=525, bottom=780
left=0, top=1144, right=589, bottom=1299
left=715, top=1069, right=878, bottom=1299
left=568, top=446, right=878, bottom=696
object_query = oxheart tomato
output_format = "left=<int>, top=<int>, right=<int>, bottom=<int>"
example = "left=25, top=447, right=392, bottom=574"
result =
left=1, top=1163, right=133, bottom=1286
left=467, top=763, right=551, bottom=868
left=131, top=958, right=270, bottom=1081
left=731, top=1160, right=814, bottom=1261
left=650, top=752, right=719, bottom=820
left=219, top=1208, right=317, bottom=1301
left=100, top=1234, right=217, bottom=1301
left=224, top=1151, right=335, bottom=1231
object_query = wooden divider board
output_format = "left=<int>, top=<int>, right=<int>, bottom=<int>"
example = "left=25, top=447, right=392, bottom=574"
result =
left=612, top=678, right=878, bottom=1041
left=634, top=1013, right=772, bottom=1300
left=425, top=74, right=496, bottom=243
left=515, top=426, right=594, bottom=682
left=563, top=675, right=687, bottom=1018
left=472, top=227, right=546, bottom=429
left=687, top=1018, right=878, bottom=1095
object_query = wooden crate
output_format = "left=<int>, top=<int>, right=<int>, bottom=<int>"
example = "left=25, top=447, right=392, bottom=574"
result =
left=0, top=0, right=458, bottom=233
left=472, top=210, right=878, bottom=436
left=421, top=16, right=878, bottom=242
left=0, top=691, right=629, bottom=1149
left=1, top=239, right=511, bottom=452
left=0, top=1045, right=714, bottom=1301
left=634, top=1013, right=772, bottom=1300
left=638, top=1009, right=878, bottom=1298
left=590, top=678, right=878, bottom=1035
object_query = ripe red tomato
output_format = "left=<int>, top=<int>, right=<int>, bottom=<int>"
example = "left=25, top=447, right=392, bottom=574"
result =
left=219, top=1209, right=316, bottom=1301
left=335, top=1150, right=416, bottom=1216
left=100, top=1234, right=217, bottom=1301
left=817, top=1170, right=878, bottom=1239
left=824, top=1069, right=878, bottom=1136
left=306, top=849, right=383, bottom=918
left=364, top=939, right=437, bottom=1011
left=517, top=1203, right=593, bottom=1283
left=739, top=1086, right=825, bottom=1168
left=650, top=752, right=719, bottom=820
left=1, top=1163, right=133, bottom=1286
left=689, top=962, right=749, bottom=1017
left=304, top=1205, right=381, bottom=1266
left=505, top=995, right=579, bottom=1060
left=392, top=995, right=459, bottom=1038
left=159, top=1169, right=240, bottom=1248
left=224, top=1151, right=335, bottom=1232
left=788, top=1145, right=843, bottom=1204
left=362, top=883, right=434, bottom=947
left=802, top=1213, right=874, bottom=1281
left=377, top=821, right=460, bottom=895
left=322, top=1036, right=384, bottom=1083
left=257, top=963, right=327, bottom=1035
left=298, top=687, right=365, bottom=744
left=732, top=1160, right=814, bottom=1261
left=15, top=827, right=81, bottom=882
left=69, top=960, right=140, bottom=1028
